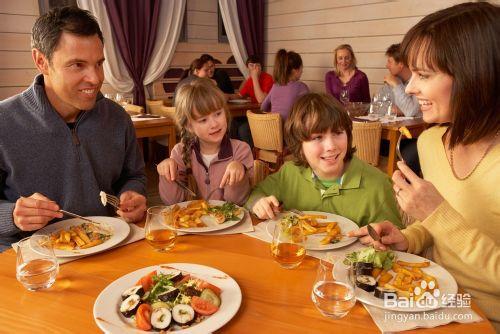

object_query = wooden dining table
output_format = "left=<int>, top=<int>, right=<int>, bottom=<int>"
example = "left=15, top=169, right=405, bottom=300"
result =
left=227, top=101, right=261, bottom=118
left=132, top=117, right=176, bottom=156
left=0, top=216, right=494, bottom=333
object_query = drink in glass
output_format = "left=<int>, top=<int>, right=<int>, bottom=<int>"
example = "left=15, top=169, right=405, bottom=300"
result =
left=340, top=88, right=349, bottom=106
left=270, top=216, right=306, bottom=269
left=311, top=257, right=356, bottom=319
left=16, top=235, right=59, bottom=291
left=145, top=206, right=177, bottom=252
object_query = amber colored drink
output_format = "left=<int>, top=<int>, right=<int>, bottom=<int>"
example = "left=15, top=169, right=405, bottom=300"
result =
left=270, top=242, right=306, bottom=269
left=146, top=229, right=176, bottom=252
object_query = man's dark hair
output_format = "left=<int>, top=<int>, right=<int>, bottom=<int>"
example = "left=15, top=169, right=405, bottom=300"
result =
left=31, top=6, right=104, bottom=61
left=385, top=44, right=402, bottom=63
left=245, top=55, right=261, bottom=66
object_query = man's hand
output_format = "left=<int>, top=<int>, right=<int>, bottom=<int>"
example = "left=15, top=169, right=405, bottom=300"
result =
left=117, top=191, right=147, bottom=223
left=384, top=74, right=400, bottom=88
left=13, top=193, right=63, bottom=231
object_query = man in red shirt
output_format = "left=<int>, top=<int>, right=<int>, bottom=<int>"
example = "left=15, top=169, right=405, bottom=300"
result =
left=237, top=55, right=273, bottom=103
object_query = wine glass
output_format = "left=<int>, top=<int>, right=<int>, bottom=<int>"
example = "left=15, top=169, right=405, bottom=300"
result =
left=339, top=88, right=350, bottom=106
left=311, top=255, right=356, bottom=319
left=144, top=206, right=177, bottom=252
left=16, top=235, right=59, bottom=291
left=368, top=95, right=380, bottom=120
left=270, top=217, right=306, bottom=269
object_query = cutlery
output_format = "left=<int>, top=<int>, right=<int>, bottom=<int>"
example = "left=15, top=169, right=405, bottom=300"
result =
left=59, top=209, right=102, bottom=226
left=174, top=180, right=197, bottom=198
left=367, top=224, right=381, bottom=242
left=396, top=132, right=405, bottom=163
left=205, top=187, right=221, bottom=200
left=100, top=191, right=120, bottom=210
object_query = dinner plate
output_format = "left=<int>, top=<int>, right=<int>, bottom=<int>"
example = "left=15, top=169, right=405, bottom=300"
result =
left=265, top=211, right=359, bottom=250
left=228, top=99, right=250, bottom=104
left=171, top=200, right=245, bottom=233
left=33, top=217, right=130, bottom=258
left=334, top=251, right=458, bottom=312
left=93, top=263, right=242, bottom=334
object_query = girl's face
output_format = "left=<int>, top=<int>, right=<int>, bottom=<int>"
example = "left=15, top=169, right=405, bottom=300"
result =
left=301, top=129, right=348, bottom=180
left=405, top=61, right=453, bottom=124
left=290, top=66, right=303, bottom=81
left=189, top=108, right=228, bottom=150
left=194, top=63, right=211, bottom=78
left=336, top=49, right=352, bottom=72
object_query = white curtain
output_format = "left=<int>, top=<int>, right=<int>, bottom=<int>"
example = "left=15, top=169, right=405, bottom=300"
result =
left=218, top=0, right=248, bottom=78
left=77, top=0, right=186, bottom=95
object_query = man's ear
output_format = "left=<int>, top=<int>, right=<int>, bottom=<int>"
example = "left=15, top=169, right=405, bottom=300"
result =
left=32, top=49, right=49, bottom=74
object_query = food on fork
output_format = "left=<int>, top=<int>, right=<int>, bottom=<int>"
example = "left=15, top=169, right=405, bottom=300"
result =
left=398, top=126, right=412, bottom=139
left=49, top=223, right=112, bottom=250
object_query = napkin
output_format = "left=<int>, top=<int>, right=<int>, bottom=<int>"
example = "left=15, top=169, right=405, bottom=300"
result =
left=179, top=210, right=254, bottom=236
left=11, top=223, right=145, bottom=265
left=363, top=303, right=483, bottom=333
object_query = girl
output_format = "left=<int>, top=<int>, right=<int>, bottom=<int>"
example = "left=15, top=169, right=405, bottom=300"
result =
left=158, top=78, right=254, bottom=206
left=246, top=93, right=401, bottom=228
left=261, top=49, right=309, bottom=120
left=351, top=2, right=500, bottom=329
left=325, top=44, right=370, bottom=103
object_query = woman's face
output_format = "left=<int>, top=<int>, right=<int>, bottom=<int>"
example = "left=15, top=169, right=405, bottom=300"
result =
left=336, top=49, right=352, bottom=72
left=405, top=60, right=453, bottom=124
left=194, top=63, right=211, bottom=78
left=301, top=129, right=348, bottom=180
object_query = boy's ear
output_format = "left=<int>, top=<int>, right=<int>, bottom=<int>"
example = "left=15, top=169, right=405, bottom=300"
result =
left=32, top=49, right=49, bottom=75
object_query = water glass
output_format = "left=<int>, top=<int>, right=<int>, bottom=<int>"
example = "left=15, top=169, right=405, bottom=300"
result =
left=339, top=88, right=349, bottom=106
left=386, top=102, right=397, bottom=122
left=145, top=206, right=177, bottom=252
left=270, top=219, right=306, bottom=269
left=16, top=235, right=59, bottom=291
left=311, top=256, right=356, bottom=319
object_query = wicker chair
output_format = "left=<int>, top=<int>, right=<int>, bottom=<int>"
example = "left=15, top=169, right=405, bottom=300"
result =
left=252, top=159, right=271, bottom=187
left=151, top=106, right=176, bottom=121
left=246, top=111, right=284, bottom=169
left=122, top=104, right=144, bottom=116
left=352, top=121, right=382, bottom=166
left=145, top=99, right=164, bottom=115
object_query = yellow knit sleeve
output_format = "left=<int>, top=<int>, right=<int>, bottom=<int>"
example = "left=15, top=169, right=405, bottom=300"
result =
left=401, top=222, right=433, bottom=254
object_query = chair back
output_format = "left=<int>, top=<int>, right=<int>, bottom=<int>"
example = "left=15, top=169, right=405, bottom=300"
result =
left=247, top=111, right=284, bottom=166
left=146, top=99, right=164, bottom=115
left=123, top=104, right=144, bottom=116
left=252, top=159, right=271, bottom=187
left=352, top=121, right=382, bottom=166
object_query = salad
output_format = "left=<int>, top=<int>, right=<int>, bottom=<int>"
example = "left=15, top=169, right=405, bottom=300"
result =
left=119, top=266, right=222, bottom=331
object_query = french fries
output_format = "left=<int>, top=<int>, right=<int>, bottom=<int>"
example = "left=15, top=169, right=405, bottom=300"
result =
left=50, top=223, right=110, bottom=250
left=294, top=214, right=342, bottom=245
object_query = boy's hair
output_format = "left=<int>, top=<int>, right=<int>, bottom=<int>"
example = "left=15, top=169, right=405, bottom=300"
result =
left=385, top=44, right=402, bottom=63
left=174, top=79, right=231, bottom=197
left=401, top=1, right=499, bottom=147
left=246, top=55, right=261, bottom=66
left=31, top=6, right=103, bottom=62
left=333, top=44, right=357, bottom=75
left=284, top=93, right=355, bottom=167
left=273, top=49, right=303, bottom=85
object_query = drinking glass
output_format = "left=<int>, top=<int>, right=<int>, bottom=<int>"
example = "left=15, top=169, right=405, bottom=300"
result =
left=339, top=88, right=349, bottom=106
left=115, top=93, right=124, bottom=105
left=16, top=235, right=59, bottom=291
left=386, top=102, right=397, bottom=122
left=270, top=218, right=306, bottom=269
left=311, top=255, right=356, bottom=319
left=145, top=206, right=177, bottom=252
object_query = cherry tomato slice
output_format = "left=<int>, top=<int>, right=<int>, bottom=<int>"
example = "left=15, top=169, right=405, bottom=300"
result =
left=191, top=296, right=219, bottom=316
left=136, top=304, right=152, bottom=331
left=195, top=279, right=222, bottom=297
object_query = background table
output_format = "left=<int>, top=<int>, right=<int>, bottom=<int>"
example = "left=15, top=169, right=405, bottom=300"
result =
left=228, top=101, right=261, bottom=118
left=132, top=117, right=176, bottom=156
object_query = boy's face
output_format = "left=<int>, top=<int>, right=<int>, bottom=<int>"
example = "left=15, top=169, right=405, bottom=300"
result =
left=301, top=129, right=348, bottom=180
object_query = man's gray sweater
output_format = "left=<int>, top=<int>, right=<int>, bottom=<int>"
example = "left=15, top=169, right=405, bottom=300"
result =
left=0, top=75, right=146, bottom=250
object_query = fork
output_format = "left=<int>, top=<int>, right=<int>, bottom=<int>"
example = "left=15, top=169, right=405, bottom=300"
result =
left=396, top=132, right=405, bottom=163
left=100, top=191, right=120, bottom=210
left=205, top=187, right=221, bottom=200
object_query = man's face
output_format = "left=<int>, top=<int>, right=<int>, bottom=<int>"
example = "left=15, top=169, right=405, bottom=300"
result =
left=386, top=56, right=403, bottom=76
left=35, top=32, right=105, bottom=116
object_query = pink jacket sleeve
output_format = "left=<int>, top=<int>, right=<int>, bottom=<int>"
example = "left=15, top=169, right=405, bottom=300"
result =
left=222, top=141, right=254, bottom=206
left=158, top=143, right=189, bottom=205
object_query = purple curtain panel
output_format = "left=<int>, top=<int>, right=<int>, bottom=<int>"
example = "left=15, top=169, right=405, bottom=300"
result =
left=236, top=0, right=265, bottom=65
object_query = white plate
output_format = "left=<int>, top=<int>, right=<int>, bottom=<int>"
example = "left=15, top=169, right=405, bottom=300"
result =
left=33, top=217, right=130, bottom=258
left=93, top=263, right=242, bottom=334
left=334, top=251, right=458, bottom=312
left=265, top=211, right=359, bottom=250
left=228, top=99, right=249, bottom=104
left=171, top=200, right=245, bottom=233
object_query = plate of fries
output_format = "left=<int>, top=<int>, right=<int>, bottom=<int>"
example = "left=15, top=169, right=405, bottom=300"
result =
left=166, top=200, right=246, bottom=233
left=266, top=211, right=359, bottom=250
left=335, top=251, right=458, bottom=312
left=34, top=217, right=130, bottom=257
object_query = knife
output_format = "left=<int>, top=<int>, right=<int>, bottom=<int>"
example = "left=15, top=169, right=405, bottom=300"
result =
left=174, top=180, right=197, bottom=198
left=59, top=209, right=102, bottom=226
left=367, top=224, right=381, bottom=242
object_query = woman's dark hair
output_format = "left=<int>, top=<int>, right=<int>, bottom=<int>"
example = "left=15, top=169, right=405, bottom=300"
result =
left=401, top=2, right=500, bottom=147
left=31, top=6, right=103, bottom=62
left=284, top=93, right=355, bottom=167
left=273, top=49, right=303, bottom=85
left=180, top=58, right=204, bottom=80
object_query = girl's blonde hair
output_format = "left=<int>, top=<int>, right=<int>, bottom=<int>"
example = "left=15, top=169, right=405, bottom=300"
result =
left=174, top=78, right=231, bottom=198
left=333, top=44, right=357, bottom=75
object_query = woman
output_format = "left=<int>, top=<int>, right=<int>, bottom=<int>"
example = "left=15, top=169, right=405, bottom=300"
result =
left=325, top=44, right=370, bottom=103
left=261, top=49, right=309, bottom=120
left=173, top=58, right=215, bottom=102
left=351, top=2, right=500, bottom=329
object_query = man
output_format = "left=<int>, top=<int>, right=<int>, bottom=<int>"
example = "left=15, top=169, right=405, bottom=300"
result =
left=235, top=55, right=273, bottom=103
left=379, top=43, right=421, bottom=117
left=0, top=7, right=146, bottom=251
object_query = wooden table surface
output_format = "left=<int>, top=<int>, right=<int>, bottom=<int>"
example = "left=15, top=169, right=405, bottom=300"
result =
left=227, top=102, right=261, bottom=118
left=132, top=117, right=176, bottom=156
left=0, top=219, right=494, bottom=334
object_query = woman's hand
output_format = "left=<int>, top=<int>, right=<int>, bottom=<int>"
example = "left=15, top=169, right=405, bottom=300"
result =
left=252, top=195, right=281, bottom=220
left=392, top=161, right=445, bottom=221
left=348, top=221, right=409, bottom=251
left=220, top=161, right=245, bottom=188
left=157, top=158, right=178, bottom=182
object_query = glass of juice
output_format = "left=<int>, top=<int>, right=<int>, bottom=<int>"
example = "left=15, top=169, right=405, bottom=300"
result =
left=311, top=255, right=356, bottom=319
left=16, top=235, right=59, bottom=291
left=145, top=206, right=177, bottom=252
left=270, top=215, right=306, bottom=269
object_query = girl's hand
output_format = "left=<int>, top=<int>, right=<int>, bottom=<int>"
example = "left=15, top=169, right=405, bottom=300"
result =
left=252, top=196, right=281, bottom=220
left=220, top=161, right=245, bottom=188
left=157, top=158, right=178, bottom=182
left=392, top=161, right=445, bottom=221
left=348, top=221, right=409, bottom=251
